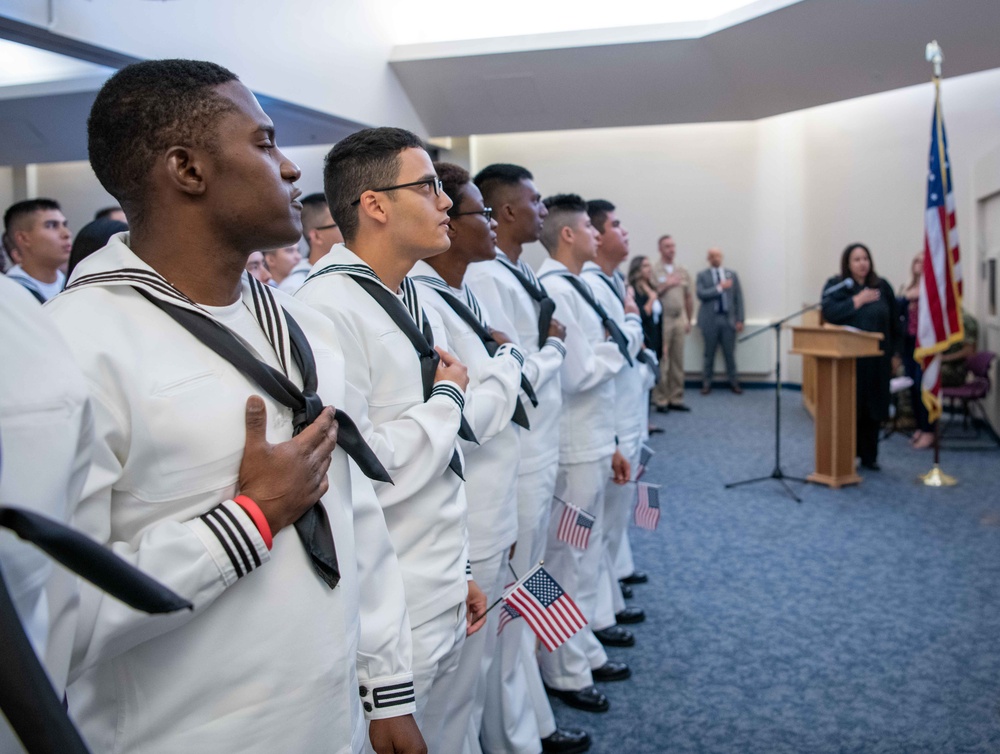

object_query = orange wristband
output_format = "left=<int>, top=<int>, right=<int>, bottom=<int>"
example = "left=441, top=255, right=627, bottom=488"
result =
left=233, top=495, right=273, bottom=550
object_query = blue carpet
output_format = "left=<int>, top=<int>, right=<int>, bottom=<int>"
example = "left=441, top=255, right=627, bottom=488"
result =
left=546, top=389, right=1000, bottom=753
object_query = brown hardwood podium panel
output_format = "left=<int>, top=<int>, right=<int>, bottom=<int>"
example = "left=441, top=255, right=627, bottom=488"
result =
left=791, top=326, right=883, bottom=489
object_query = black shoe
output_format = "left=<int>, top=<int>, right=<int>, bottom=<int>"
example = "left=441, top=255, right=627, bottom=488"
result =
left=860, top=460, right=881, bottom=471
left=668, top=403, right=691, bottom=412
left=648, top=426, right=665, bottom=435
left=730, top=383, right=743, bottom=395
left=541, top=728, right=591, bottom=753
left=620, top=582, right=633, bottom=600
left=621, top=571, right=648, bottom=585
left=593, top=625, right=635, bottom=647
left=654, top=404, right=670, bottom=413
left=544, top=684, right=609, bottom=713
left=591, top=660, right=631, bottom=682
left=615, top=607, right=645, bottom=625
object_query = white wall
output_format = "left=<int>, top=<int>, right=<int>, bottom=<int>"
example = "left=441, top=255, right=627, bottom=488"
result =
left=470, top=66, right=1000, bottom=382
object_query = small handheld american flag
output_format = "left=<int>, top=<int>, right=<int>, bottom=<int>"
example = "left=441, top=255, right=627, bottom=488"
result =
left=503, top=565, right=587, bottom=651
left=556, top=499, right=595, bottom=550
left=635, top=444, right=655, bottom=481
left=497, top=600, right=520, bottom=636
left=634, top=482, right=661, bottom=531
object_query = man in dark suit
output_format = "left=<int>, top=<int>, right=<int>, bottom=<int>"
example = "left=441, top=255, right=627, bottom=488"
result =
left=696, top=247, right=744, bottom=394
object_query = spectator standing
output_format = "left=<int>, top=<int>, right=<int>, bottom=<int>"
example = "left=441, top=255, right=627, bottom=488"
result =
left=649, top=235, right=693, bottom=412
left=696, top=247, right=744, bottom=394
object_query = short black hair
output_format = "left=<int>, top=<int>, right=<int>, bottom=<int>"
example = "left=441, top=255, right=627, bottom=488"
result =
left=473, top=163, right=533, bottom=208
left=4, top=198, right=61, bottom=236
left=300, top=192, right=330, bottom=235
left=68, top=218, right=128, bottom=278
left=434, top=161, right=471, bottom=218
left=94, top=206, right=123, bottom=221
left=540, top=193, right=587, bottom=253
left=323, top=127, right=425, bottom=243
left=87, top=59, right=239, bottom=222
left=586, top=199, right=615, bottom=234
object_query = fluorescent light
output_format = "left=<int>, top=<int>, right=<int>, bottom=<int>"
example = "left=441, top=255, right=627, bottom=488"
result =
left=375, top=0, right=794, bottom=45
left=0, top=38, right=114, bottom=88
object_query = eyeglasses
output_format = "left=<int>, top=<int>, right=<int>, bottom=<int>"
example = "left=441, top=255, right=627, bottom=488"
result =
left=452, top=207, right=493, bottom=222
left=351, top=177, right=443, bottom=206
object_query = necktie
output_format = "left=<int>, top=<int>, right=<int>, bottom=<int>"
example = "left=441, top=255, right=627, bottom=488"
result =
left=556, top=274, right=634, bottom=367
left=135, top=289, right=393, bottom=589
left=347, top=275, right=476, bottom=479
left=498, top=259, right=556, bottom=349
left=594, top=272, right=653, bottom=367
left=421, top=283, right=535, bottom=429
left=0, top=506, right=192, bottom=754
left=715, top=269, right=727, bottom=314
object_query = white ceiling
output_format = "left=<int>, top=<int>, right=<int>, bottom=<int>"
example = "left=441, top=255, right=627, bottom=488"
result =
left=389, top=0, right=1000, bottom=136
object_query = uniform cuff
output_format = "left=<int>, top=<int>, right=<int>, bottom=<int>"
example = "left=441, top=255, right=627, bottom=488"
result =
left=544, top=337, right=567, bottom=358
left=359, top=675, right=416, bottom=720
left=496, top=343, right=524, bottom=367
left=190, top=500, right=271, bottom=586
left=430, top=380, right=465, bottom=412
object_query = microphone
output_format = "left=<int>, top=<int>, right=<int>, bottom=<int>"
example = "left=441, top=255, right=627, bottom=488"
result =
left=822, top=278, right=855, bottom=298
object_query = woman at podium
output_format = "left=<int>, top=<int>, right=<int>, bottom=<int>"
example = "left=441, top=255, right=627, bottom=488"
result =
left=821, top=243, right=902, bottom=471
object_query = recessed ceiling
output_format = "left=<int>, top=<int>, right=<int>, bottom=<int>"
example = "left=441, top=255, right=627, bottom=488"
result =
left=0, top=37, right=113, bottom=88
left=390, top=0, right=1000, bottom=137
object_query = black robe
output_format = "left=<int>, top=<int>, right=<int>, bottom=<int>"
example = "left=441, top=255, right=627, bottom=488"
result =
left=821, top=275, right=902, bottom=421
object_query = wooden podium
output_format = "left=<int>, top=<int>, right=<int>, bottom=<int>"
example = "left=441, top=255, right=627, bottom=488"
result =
left=791, top=326, right=883, bottom=488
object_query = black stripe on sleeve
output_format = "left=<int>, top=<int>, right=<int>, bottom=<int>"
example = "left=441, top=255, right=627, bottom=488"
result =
left=200, top=511, right=245, bottom=578
left=373, top=681, right=416, bottom=709
left=217, top=503, right=262, bottom=568
left=206, top=508, right=253, bottom=576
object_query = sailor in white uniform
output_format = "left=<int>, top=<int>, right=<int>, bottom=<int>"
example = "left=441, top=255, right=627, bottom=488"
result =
left=536, top=195, right=631, bottom=713
left=469, top=165, right=589, bottom=754
left=295, top=128, right=487, bottom=752
left=411, top=162, right=528, bottom=754
left=581, top=200, right=650, bottom=644
left=45, top=62, right=420, bottom=754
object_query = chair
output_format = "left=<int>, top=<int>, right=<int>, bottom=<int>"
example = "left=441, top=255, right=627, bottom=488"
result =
left=941, top=351, right=996, bottom=438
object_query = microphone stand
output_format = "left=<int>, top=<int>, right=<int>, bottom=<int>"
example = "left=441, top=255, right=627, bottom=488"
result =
left=724, top=301, right=821, bottom=503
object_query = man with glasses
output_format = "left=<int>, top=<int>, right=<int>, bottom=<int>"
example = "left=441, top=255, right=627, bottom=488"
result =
left=279, top=192, right=343, bottom=293
left=410, top=161, right=527, bottom=753
left=295, top=128, right=488, bottom=752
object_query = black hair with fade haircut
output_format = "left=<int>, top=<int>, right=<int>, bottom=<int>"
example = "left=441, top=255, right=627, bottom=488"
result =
left=94, top=206, right=123, bottom=221
left=586, top=199, right=616, bottom=234
left=323, top=127, right=425, bottom=243
left=433, top=161, right=471, bottom=218
left=300, top=192, right=330, bottom=235
left=539, top=193, right=587, bottom=253
left=473, top=163, right=533, bottom=208
left=87, top=59, right=239, bottom=223
left=4, top=198, right=61, bottom=235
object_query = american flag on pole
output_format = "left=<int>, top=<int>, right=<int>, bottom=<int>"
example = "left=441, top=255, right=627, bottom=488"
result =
left=634, top=482, right=661, bottom=531
left=635, top=444, right=655, bottom=481
left=555, top=499, right=595, bottom=550
left=497, top=600, right=520, bottom=636
left=914, top=77, right=963, bottom=423
left=503, top=565, right=587, bottom=652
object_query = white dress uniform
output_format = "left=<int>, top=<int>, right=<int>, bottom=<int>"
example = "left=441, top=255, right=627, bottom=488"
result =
left=295, top=245, right=471, bottom=749
left=581, top=262, right=649, bottom=634
left=466, top=249, right=567, bottom=754
left=278, top=257, right=311, bottom=294
left=411, top=259, right=525, bottom=754
left=0, top=276, right=93, bottom=753
left=537, top=258, right=626, bottom=691
left=45, top=235, right=414, bottom=754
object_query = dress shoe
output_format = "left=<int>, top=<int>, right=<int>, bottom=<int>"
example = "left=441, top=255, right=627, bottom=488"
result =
left=654, top=404, right=670, bottom=413
left=620, top=582, right=633, bottom=600
left=592, top=660, right=632, bottom=682
left=648, top=426, right=665, bottom=435
left=541, top=727, right=591, bottom=753
left=621, top=571, right=648, bottom=585
left=544, top=684, right=609, bottom=713
left=700, top=384, right=711, bottom=395
left=593, top=625, right=635, bottom=647
left=730, top=383, right=744, bottom=395
left=668, top=403, right=691, bottom=412
left=615, top=607, right=645, bottom=625
left=860, top=460, right=881, bottom=471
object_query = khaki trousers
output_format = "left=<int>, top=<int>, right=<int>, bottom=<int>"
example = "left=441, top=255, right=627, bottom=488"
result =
left=653, top=313, right=686, bottom=406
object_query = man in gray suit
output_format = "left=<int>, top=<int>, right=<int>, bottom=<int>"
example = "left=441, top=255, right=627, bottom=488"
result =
left=696, top=247, right=744, bottom=394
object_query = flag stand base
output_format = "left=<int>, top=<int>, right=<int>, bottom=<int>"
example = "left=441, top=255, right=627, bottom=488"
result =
left=919, top=464, right=957, bottom=487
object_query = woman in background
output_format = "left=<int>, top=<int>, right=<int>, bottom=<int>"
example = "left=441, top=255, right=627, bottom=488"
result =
left=821, top=243, right=902, bottom=470
left=898, top=252, right=935, bottom=449
left=628, top=255, right=663, bottom=357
